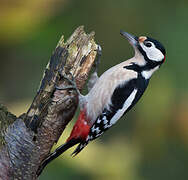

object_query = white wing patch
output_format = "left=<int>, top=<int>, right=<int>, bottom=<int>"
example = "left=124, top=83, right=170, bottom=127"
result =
left=110, top=89, right=138, bottom=125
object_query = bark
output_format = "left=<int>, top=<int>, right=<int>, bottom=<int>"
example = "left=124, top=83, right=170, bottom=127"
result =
left=0, top=26, right=98, bottom=180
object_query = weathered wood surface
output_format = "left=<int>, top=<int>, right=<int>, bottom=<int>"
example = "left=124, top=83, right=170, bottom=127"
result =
left=0, top=26, right=97, bottom=180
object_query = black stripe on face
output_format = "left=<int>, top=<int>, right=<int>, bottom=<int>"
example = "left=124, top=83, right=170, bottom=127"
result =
left=124, top=61, right=159, bottom=72
left=137, top=37, right=166, bottom=66
left=146, top=37, right=166, bottom=56
left=137, top=44, right=164, bottom=69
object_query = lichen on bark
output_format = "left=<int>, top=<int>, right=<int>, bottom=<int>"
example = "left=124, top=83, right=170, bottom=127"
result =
left=0, top=26, right=98, bottom=180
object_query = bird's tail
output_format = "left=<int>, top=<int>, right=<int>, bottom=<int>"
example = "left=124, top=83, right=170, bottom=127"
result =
left=37, top=138, right=80, bottom=176
left=71, top=141, right=89, bottom=157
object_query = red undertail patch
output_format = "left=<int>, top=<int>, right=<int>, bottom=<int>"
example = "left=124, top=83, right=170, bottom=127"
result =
left=66, top=109, right=90, bottom=142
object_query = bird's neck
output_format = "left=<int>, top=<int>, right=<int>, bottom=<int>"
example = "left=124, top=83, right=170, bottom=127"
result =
left=135, top=51, right=162, bottom=78
left=140, top=65, right=159, bottom=79
left=127, top=54, right=161, bottom=79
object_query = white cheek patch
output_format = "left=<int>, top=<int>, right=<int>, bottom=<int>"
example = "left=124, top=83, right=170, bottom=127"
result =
left=140, top=42, right=164, bottom=62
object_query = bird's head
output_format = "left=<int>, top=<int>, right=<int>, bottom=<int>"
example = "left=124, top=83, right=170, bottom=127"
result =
left=120, top=30, right=166, bottom=65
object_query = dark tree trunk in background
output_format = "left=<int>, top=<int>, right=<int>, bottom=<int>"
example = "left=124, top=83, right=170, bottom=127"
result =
left=0, top=26, right=98, bottom=180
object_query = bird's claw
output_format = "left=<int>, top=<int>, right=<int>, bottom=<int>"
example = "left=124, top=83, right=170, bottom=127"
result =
left=93, top=44, right=102, bottom=73
left=55, top=72, right=79, bottom=94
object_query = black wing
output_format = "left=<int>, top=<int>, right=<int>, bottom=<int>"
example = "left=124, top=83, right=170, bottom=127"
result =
left=72, top=73, right=149, bottom=155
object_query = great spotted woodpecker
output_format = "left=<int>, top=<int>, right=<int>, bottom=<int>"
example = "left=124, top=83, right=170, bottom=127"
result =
left=37, top=31, right=166, bottom=175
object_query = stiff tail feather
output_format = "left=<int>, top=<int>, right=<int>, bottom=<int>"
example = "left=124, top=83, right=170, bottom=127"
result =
left=37, top=138, right=80, bottom=176
left=71, top=140, right=89, bottom=157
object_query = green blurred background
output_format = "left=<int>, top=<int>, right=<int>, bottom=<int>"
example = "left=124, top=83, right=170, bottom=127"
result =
left=1, top=0, right=188, bottom=179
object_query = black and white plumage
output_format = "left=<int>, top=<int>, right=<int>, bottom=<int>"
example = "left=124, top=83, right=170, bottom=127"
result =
left=37, top=31, right=166, bottom=176
left=73, top=63, right=150, bottom=155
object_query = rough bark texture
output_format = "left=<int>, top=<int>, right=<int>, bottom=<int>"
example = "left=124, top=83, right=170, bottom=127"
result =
left=0, top=26, right=98, bottom=180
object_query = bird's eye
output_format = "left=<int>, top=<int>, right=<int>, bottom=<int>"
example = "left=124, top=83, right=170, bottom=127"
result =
left=144, top=42, right=152, bottom=47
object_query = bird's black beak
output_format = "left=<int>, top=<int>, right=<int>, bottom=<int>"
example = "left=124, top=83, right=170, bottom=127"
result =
left=120, top=30, right=138, bottom=47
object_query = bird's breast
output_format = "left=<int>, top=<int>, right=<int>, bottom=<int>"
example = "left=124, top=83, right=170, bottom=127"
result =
left=85, top=62, right=138, bottom=125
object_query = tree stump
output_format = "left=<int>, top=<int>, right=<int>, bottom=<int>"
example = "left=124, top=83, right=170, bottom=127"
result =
left=0, top=26, right=98, bottom=180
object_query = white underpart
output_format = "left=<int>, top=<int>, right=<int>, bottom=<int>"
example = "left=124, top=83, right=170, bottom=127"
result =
left=110, top=89, right=138, bottom=125
left=141, top=66, right=159, bottom=79
left=140, top=42, right=164, bottom=62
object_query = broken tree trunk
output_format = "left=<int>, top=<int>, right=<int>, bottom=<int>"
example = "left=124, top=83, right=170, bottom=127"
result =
left=0, top=26, right=98, bottom=180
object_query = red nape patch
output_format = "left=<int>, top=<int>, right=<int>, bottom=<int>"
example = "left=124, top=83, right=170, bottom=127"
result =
left=66, top=109, right=90, bottom=142
left=163, top=56, right=166, bottom=62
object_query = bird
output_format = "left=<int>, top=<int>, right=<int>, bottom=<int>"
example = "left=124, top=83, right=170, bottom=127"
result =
left=37, top=30, right=166, bottom=176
